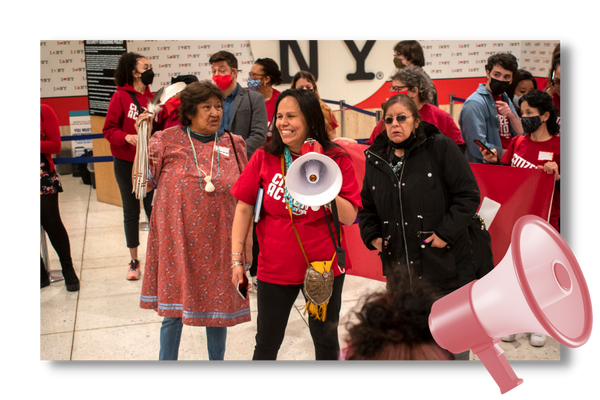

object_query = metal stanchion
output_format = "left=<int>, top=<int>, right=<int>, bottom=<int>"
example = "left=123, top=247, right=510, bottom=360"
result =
left=41, top=225, right=64, bottom=283
left=376, top=110, right=382, bottom=124
left=450, top=94, right=455, bottom=119
left=339, top=100, right=345, bottom=137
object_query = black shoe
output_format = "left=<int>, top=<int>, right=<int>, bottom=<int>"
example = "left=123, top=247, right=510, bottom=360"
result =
left=41, top=259, right=50, bottom=289
left=61, top=263, right=80, bottom=292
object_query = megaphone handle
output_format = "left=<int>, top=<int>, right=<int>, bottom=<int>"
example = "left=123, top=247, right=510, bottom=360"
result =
left=474, top=343, right=524, bottom=394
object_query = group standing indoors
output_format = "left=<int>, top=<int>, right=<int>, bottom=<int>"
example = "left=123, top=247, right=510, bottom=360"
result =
left=139, top=81, right=251, bottom=360
left=230, top=89, right=361, bottom=360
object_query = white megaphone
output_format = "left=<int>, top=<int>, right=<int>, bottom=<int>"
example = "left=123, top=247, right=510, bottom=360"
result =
left=429, top=215, right=593, bottom=394
left=286, top=139, right=343, bottom=208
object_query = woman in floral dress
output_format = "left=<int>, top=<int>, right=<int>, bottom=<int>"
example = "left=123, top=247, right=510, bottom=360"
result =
left=140, top=81, right=251, bottom=360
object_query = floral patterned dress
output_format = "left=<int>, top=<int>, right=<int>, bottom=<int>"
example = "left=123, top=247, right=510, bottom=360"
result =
left=140, top=126, right=251, bottom=327
left=41, top=154, right=63, bottom=195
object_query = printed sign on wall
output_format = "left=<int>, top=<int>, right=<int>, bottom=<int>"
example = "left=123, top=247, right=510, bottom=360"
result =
left=40, top=40, right=88, bottom=98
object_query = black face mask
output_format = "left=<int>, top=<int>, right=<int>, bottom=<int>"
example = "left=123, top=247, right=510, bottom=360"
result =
left=140, top=68, right=155, bottom=86
left=521, top=116, right=543, bottom=134
left=389, top=131, right=416, bottom=149
left=489, top=77, right=510, bottom=96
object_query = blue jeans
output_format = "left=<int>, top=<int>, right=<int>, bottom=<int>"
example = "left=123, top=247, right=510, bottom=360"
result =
left=159, top=317, right=227, bottom=360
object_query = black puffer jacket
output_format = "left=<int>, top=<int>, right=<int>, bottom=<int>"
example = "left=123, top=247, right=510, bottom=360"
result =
left=359, top=121, right=480, bottom=293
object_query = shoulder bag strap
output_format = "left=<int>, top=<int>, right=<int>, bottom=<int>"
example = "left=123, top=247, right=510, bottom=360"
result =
left=225, top=129, right=242, bottom=174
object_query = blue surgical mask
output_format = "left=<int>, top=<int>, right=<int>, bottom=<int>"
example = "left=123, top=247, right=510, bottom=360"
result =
left=247, top=77, right=261, bottom=91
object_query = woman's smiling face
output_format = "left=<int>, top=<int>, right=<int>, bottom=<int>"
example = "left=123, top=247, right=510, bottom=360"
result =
left=276, top=96, right=308, bottom=152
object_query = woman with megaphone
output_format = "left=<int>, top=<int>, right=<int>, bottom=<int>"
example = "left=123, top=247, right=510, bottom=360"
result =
left=230, top=89, right=361, bottom=360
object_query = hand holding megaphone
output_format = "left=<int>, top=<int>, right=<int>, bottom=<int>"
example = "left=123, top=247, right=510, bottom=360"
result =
left=286, top=139, right=343, bottom=208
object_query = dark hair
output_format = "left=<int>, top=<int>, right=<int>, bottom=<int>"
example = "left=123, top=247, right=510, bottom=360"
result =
left=208, top=50, right=238, bottom=70
left=264, top=89, right=342, bottom=157
left=519, top=89, right=560, bottom=136
left=383, top=94, right=422, bottom=127
left=254, top=58, right=282, bottom=86
left=390, top=66, right=434, bottom=104
left=290, top=70, right=320, bottom=97
left=506, top=69, right=538, bottom=99
left=178, top=81, right=225, bottom=126
left=393, top=40, right=425, bottom=67
left=343, top=276, right=453, bottom=360
left=485, top=52, right=518, bottom=76
left=114, top=52, right=144, bottom=87
left=545, top=44, right=561, bottom=92
left=171, top=74, right=199, bottom=85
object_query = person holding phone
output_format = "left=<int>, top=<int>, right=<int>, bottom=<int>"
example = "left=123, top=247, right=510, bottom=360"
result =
left=480, top=89, right=560, bottom=232
left=139, top=81, right=251, bottom=360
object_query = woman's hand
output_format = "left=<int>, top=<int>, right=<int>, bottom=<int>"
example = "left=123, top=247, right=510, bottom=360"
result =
left=231, top=265, right=249, bottom=293
left=125, top=134, right=138, bottom=146
left=480, top=147, right=498, bottom=163
left=371, top=238, right=383, bottom=252
left=135, top=110, right=154, bottom=132
left=424, top=233, right=448, bottom=248
left=541, top=161, right=560, bottom=181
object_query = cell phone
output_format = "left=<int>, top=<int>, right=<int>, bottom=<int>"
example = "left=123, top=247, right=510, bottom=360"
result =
left=474, top=139, right=494, bottom=155
left=237, top=273, right=249, bottom=300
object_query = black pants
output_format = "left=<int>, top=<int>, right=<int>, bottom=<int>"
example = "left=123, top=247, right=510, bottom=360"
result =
left=249, top=222, right=259, bottom=277
left=113, top=157, right=153, bottom=249
left=253, top=273, right=345, bottom=360
left=40, top=193, right=73, bottom=280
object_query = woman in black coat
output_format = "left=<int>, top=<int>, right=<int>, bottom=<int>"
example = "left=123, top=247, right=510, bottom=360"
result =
left=359, top=94, right=480, bottom=295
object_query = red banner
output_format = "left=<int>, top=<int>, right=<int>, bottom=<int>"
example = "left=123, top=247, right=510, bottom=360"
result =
left=337, top=141, right=555, bottom=282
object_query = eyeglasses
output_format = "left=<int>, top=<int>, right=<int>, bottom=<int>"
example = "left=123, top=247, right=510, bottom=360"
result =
left=389, top=85, right=408, bottom=93
left=248, top=72, right=264, bottom=79
left=384, top=115, right=410, bottom=124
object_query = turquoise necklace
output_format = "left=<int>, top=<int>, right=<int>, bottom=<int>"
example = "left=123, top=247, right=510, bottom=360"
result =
left=186, top=127, right=220, bottom=192
left=283, top=146, right=306, bottom=215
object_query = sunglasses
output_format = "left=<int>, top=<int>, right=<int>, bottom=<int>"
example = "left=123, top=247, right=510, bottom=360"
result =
left=384, top=115, right=410, bottom=124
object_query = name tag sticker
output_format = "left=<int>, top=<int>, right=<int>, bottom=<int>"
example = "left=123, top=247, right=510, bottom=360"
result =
left=538, top=151, right=554, bottom=161
left=218, top=146, right=230, bottom=157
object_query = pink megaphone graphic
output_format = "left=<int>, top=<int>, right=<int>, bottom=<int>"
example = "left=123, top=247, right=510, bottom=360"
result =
left=428, top=215, right=593, bottom=394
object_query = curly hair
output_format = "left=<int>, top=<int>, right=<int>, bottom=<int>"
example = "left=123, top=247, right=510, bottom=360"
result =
left=114, top=52, right=144, bottom=87
left=390, top=66, right=435, bottom=104
left=485, top=52, right=518, bottom=76
left=254, top=58, right=282, bottom=86
left=343, top=275, right=453, bottom=360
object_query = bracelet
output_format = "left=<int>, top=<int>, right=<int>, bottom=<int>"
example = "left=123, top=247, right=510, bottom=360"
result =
left=232, top=252, right=243, bottom=256
left=230, top=261, right=243, bottom=269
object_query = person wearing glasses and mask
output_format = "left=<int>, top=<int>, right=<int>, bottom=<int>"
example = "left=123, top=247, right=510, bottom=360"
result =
left=366, top=67, right=465, bottom=153
left=359, top=94, right=480, bottom=300
left=209, top=51, right=268, bottom=160
left=247, top=58, right=282, bottom=130
left=459, top=53, right=524, bottom=164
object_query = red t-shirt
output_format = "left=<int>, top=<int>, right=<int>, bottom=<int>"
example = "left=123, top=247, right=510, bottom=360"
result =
left=501, top=134, right=561, bottom=231
left=493, top=94, right=512, bottom=149
left=231, top=146, right=362, bottom=285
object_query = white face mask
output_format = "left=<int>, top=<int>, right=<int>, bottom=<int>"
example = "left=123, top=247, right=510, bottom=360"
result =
left=513, top=94, right=521, bottom=106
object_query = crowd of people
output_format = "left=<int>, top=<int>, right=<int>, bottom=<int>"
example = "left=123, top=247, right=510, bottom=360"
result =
left=41, top=40, right=561, bottom=361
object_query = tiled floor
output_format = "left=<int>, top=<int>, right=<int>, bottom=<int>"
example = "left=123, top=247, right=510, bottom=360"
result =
left=40, top=173, right=560, bottom=361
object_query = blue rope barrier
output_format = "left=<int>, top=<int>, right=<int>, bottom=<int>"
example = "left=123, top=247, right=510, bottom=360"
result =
left=60, top=134, right=105, bottom=141
left=321, top=99, right=377, bottom=117
left=451, top=96, right=466, bottom=103
left=53, top=156, right=114, bottom=165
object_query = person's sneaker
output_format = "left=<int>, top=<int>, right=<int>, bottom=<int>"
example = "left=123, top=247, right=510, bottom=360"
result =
left=530, top=333, right=547, bottom=347
left=126, top=259, right=141, bottom=280
left=501, top=334, right=516, bottom=342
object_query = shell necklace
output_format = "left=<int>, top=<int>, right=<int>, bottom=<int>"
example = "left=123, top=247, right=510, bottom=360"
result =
left=187, top=126, right=220, bottom=192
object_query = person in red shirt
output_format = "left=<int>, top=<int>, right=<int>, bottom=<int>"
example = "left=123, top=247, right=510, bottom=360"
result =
left=247, top=58, right=282, bottom=132
left=366, top=67, right=465, bottom=153
left=481, top=89, right=560, bottom=232
left=102, top=52, right=156, bottom=280
left=230, top=89, right=361, bottom=360
left=155, top=75, right=199, bottom=131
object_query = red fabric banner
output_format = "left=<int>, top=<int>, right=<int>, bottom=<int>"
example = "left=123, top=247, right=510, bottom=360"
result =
left=337, top=141, right=556, bottom=282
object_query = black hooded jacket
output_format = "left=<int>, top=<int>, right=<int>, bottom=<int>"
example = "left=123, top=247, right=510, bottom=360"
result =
left=359, top=121, right=480, bottom=293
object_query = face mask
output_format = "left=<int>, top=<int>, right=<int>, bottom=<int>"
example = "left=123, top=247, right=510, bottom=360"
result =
left=247, top=77, right=261, bottom=91
left=212, top=74, right=233, bottom=91
left=140, top=69, right=154, bottom=86
left=521, top=116, right=543, bottom=134
left=513, top=95, right=521, bottom=106
left=489, top=77, right=511, bottom=96
left=393, top=58, right=406, bottom=69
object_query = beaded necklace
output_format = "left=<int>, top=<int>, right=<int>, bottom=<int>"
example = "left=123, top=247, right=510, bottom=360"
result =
left=282, top=146, right=306, bottom=215
left=186, top=126, right=220, bottom=192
